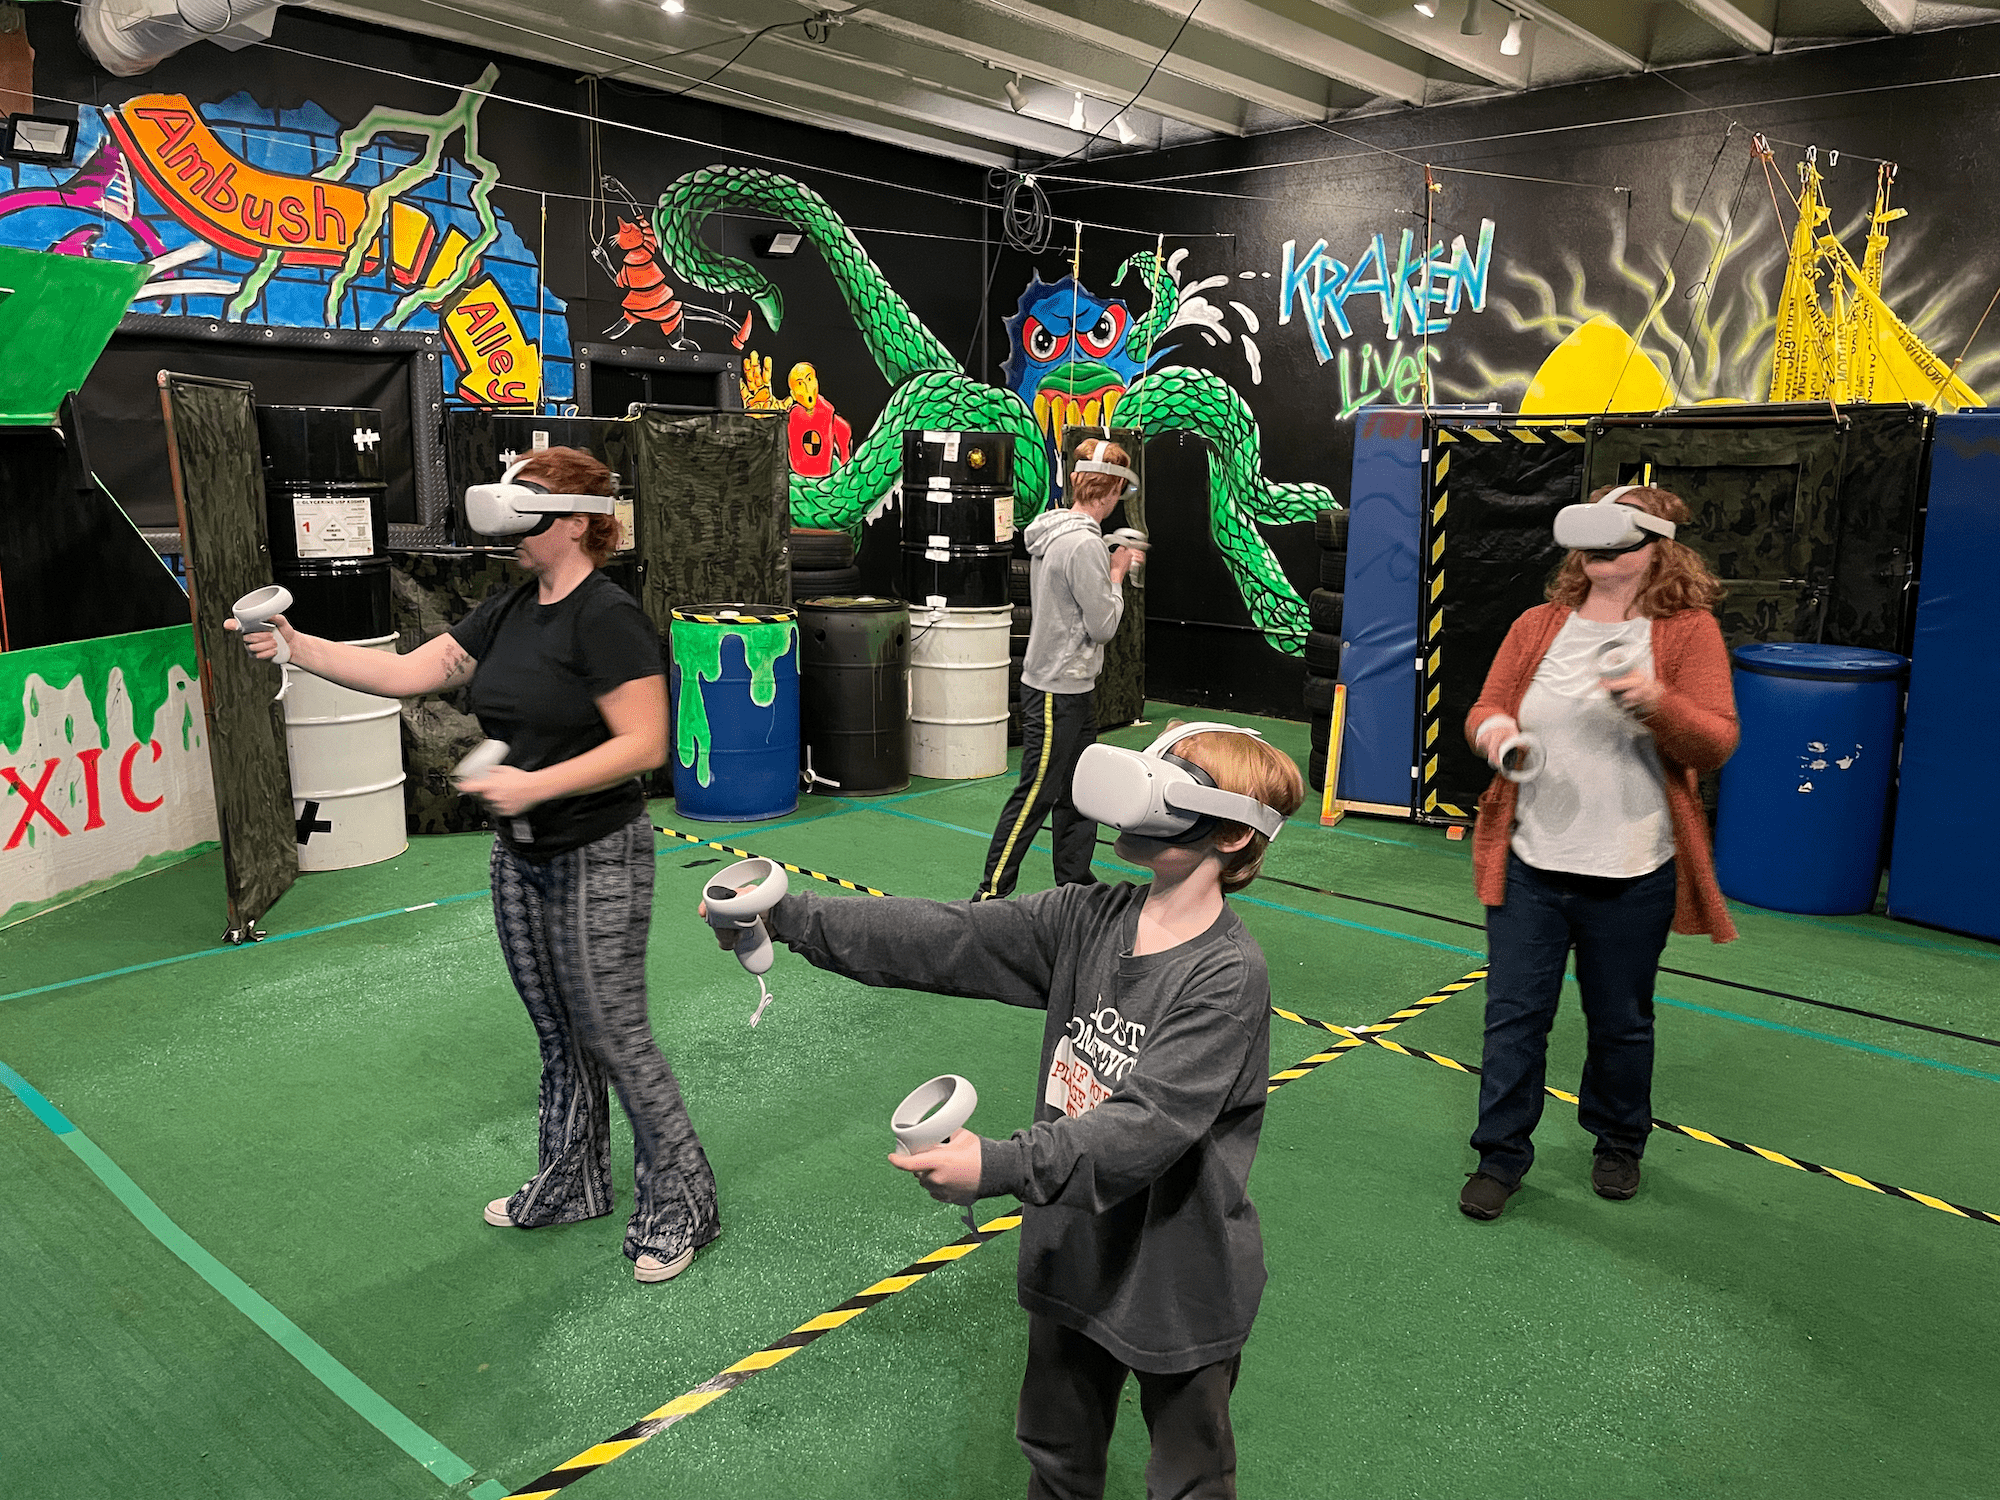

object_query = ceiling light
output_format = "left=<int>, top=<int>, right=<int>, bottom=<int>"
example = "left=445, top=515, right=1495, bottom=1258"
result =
left=2, top=114, right=78, bottom=164
left=1461, top=0, right=1485, bottom=35
left=755, top=232, right=803, bottom=258
left=1500, top=11, right=1527, bottom=54
left=659, top=0, right=684, bottom=12
left=1005, top=74, right=1026, bottom=113
left=1113, top=113, right=1138, bottom=146
left=1069, top=91, right=1087, bottom=131
left=1413, top=1, right=1437, bottom=14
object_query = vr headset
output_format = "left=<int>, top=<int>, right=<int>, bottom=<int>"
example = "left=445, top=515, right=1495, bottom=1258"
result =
left=1073, top=722, right=1287, bottom=844
left=463, top=459, right=617, bottom=538
left=1551, top=485, right=1678, bottom=555
left=1071, top=439, right=1140, bottom=502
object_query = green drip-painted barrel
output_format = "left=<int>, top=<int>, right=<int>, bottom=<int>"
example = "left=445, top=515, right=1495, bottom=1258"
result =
left=669, top=605, right=799, bottom=822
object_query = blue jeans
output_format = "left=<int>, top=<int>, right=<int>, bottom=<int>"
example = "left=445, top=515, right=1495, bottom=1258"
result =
left=1472, top=853, right=1678, bottom=1187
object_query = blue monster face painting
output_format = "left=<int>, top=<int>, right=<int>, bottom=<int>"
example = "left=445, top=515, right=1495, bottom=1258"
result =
left=1002, top=273, right=1159, bottom=496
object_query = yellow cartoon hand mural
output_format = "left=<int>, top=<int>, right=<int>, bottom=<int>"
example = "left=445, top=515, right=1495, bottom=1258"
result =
left=740, top=350, right=789, bottom=410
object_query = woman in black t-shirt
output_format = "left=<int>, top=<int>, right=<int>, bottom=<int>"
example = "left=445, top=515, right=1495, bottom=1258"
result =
left=231, top=447, right=720, bottom=1284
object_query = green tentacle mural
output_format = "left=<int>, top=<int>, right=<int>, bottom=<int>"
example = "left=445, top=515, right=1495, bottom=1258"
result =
left=655, top=167, right=1332, bottom=654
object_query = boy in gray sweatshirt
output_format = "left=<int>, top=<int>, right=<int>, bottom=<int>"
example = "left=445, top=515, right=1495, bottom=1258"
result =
left=975, top=440, right=1142, bottom=901
left=728, top=727, right=1304, bottom=1499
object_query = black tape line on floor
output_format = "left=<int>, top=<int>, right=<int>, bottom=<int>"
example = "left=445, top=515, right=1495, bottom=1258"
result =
left=1152, top=844, right=2000, bottom=1053
left=1316, top=1022, right=2000, bottom=1230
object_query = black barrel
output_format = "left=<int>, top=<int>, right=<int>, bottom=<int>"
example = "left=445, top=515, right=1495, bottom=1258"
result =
left=258, top=405, right=391, bottom=639
left=798, top=596, right=910, bottom=796
left=901, top=430, right=1014, bottom=608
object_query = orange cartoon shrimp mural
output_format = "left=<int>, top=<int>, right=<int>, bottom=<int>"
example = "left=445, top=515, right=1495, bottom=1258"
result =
left=592, top=176, right=749, bottom=348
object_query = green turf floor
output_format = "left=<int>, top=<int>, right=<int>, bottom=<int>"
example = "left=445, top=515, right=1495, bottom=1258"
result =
left=4, top=702, right=1997, bottom=1499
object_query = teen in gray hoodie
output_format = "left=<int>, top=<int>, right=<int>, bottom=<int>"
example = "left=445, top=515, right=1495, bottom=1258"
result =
left=976, top=440, right=1141, bottom=901
left=710, top=726, right=1304, bottom=1499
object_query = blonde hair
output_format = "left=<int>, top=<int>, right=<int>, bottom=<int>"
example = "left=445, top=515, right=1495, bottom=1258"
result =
left=1069, top=439, right=1132, bottom=508
left=1547, top=484, right=1725, bottom=618
left=1169, top=724, right=1305, bottom=893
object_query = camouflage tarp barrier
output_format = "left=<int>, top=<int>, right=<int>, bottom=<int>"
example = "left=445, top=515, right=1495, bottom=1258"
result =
left=630, top=409, right=790, bottom=627
left=160, top=371, right=297, bottom=938
left=390, top=549, right=514, bottom=835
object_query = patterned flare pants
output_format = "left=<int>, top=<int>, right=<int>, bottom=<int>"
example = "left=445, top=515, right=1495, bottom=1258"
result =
left=490, top=811, right=721, bottom=1263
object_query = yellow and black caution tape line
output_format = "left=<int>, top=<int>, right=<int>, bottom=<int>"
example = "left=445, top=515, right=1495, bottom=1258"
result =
left=504, top=1209, right=1025, bottom=1499
left=1267, top=968, right=1487, bottom=1094
left=1325, top=1027, right=2000, bottom=1230
left=668, top=607, right=795, bottom=624
left=655, top=824, right=892, bottom=897
left=504, top=940, right=1488, bottom=1496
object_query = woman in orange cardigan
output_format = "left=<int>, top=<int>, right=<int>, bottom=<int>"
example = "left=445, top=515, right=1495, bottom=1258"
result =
left=1458, top=485, right=1738, bottom=1222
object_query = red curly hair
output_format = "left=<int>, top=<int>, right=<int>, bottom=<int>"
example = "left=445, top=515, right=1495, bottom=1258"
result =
left=1547, top=484, right=1725, bottom=618
left=512, top=447, right=621, bottom=564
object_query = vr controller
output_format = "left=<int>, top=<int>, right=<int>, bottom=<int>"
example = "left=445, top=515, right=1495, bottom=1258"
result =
left=893, top=1074, right=981, bottom=1230
left=1105, top=527, right=1150, bottom=555
left=232, top=585, right=293, bottom=667
left=704, top=857, right=790, bottom=1026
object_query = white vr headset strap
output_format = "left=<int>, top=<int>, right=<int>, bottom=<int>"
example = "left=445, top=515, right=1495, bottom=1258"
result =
left=1593, top=485, right=1676, bottom=540
left=1145, top=721, right=1286, bottom=840
left=1161, top=780, right=1285, bottom=840
left=1072, top=441, right=1139, bottom=494
left=492, top=458, right=617, bottom=517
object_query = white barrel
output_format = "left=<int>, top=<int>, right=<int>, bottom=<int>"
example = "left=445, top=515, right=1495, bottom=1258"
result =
left=909, top=605, right=1012, bottom=779
left=283, top=634, right=408, bottom=872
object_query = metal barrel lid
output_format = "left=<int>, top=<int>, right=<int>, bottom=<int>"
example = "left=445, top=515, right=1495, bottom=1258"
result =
left=1730, top=641, right=1908, bottom=682
left=670, top=604, right=796, bottom=624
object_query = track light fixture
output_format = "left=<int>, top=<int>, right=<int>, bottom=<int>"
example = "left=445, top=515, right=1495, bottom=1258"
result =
left=1069, top=91, right=1087, bottom=131
left=1461, top=0, right=1485, bottom=34
left=1500, top=10, right=1527, bottom=55
left=659, top=0, right=684, bottom=13
left=1113, top=112, right=1137, bottom=146
left=1413, top=1, right=1437, bottom=15
left=1005, top=73, right=1026, bottom=113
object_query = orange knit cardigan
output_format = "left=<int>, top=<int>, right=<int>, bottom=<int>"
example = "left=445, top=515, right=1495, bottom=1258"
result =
left=1464, top=603, right=1740, bottom=943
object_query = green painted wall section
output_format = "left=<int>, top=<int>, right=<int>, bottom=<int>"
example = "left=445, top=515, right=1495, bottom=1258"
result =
left=670, top=620, right=796, bottom=788
left=0, top=625, right=197, bottom=757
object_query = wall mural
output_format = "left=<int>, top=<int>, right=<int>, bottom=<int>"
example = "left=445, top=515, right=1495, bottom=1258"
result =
left=615, top=163, right=1331, bottom=655
left=0, top=68, right=573, bottom=408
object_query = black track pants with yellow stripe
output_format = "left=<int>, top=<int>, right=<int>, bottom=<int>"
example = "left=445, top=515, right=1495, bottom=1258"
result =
left=975, top=688, right=1100, bottom=901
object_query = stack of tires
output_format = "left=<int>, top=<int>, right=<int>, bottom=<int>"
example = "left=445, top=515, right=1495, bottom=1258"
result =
left=791, top=528, right=861, bottom=599
left=1304, top=508, right=1347, bottom=792
left=1008, top=557, right=1032, bottom=746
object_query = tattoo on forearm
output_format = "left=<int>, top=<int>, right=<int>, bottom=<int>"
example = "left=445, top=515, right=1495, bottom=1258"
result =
left=440, top=640, right=474, bottom=688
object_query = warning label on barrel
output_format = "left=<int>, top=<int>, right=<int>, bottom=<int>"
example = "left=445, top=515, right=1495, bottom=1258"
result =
left=293, top=495, right=374, bottom=559
left=994, top=494, right=1014, bottom=544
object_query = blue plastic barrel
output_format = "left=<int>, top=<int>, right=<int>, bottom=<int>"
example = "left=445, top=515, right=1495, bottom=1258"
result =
left=669, top=605, right=800, bottom=822
left=1714, top=642, right=1907, bottom=915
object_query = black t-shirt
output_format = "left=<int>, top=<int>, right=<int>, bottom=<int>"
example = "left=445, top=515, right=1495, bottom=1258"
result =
left=449, top=571, right=663, bottom=859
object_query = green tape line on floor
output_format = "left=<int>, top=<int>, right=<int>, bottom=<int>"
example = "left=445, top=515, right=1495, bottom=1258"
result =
left=0, top=1057, right=484, bottom=1490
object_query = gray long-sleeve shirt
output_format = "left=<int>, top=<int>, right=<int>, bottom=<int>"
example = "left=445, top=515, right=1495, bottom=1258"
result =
left=766, top=881, right=1271, bottom=1373
left=1020, top=507, right=1124, bottom=695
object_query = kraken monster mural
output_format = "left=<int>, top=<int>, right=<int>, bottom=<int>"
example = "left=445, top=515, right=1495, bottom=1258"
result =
left=649, top=166, right=1330, bottom=655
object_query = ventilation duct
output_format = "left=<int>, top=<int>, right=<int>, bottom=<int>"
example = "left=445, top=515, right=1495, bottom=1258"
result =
left=79, top=0, right=287, bottom=78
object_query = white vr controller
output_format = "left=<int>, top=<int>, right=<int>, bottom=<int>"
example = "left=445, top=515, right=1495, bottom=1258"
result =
left=703, top=857, right=790, bottom=977
left=232, top=585, right=293, bottom=666
left=893, top=1073, right=981, bottom=1230
left=453, top=739, right=531, bottom=844
left=1495, top=733, right=1543, bottom=784
left=891, top=1073, right=978, bottom=1157
left=1105, top=527, right=1150, bottom=555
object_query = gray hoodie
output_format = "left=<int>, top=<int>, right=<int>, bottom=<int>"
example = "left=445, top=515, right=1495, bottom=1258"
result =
left=767, top=881, right=1271, bottom=1373
left=1021, top=506, right=1124, bottom=695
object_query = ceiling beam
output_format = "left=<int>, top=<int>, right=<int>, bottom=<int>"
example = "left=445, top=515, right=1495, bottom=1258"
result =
left=1504, top=0, right=1646, bottom=72
left=310, top=0, right=1024, bottom=167
left=1674, top=0, right=1775, bottom=53
left=1123, top=0, right=1431, bottom=104
left=1301, top=0, right=1532, bottom=90
left=956, top=0, right=1336, bottom=124
left=1856, top=0, right=1917, bottom=32
left=813, top=0, right=1252, bottom=136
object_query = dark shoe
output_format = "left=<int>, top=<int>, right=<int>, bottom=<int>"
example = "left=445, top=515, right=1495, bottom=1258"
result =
left=1592, top=1150, right=1641, bottom=1200
left=1458, top=1171, right=1517, bottom=1221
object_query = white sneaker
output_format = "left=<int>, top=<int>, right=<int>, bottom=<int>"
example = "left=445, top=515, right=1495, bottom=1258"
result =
left=634, top=1246, right=696, bottom=1283
left=484, top=1186, right=531, bottom=1227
